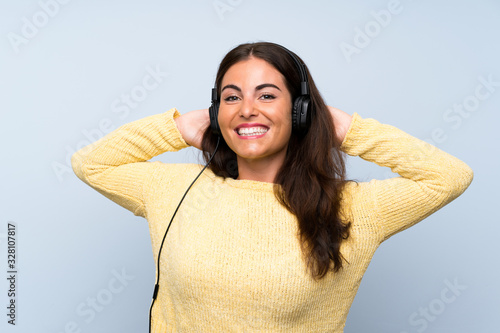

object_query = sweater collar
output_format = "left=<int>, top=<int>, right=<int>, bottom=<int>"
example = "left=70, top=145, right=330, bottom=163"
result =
left=224, top=177, right=276, bottom=191
left=202, top=168, right=276, bottom=192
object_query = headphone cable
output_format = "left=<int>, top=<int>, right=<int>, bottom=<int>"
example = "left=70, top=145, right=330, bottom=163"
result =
left=148, top=136, right=220, bottom=333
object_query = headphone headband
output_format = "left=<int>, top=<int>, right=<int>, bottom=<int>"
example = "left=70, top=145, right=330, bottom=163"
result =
left=277, top=45, right=309, bottom=96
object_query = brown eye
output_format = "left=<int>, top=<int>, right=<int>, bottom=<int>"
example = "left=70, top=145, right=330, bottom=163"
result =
left=224, top=96, right=239, bottom=102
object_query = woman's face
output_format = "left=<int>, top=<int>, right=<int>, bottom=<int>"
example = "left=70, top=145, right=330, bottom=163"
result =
left=218, top=57, right=293, bottom=167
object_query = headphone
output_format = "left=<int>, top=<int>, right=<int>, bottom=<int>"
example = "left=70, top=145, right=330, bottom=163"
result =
left=149, top=44, right=310, bottom=332
left=209, top=44, right=312, bottom=136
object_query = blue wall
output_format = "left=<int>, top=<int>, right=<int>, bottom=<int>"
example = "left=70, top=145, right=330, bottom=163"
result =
left=1, top=0, right=498, bottom=332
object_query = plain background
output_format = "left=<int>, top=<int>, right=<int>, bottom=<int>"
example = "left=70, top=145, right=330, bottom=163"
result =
left=1, top=0, right=498, bottom=332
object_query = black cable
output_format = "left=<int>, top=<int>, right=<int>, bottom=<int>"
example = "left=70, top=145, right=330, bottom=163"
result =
left=149, top=136, right=220, bottom=333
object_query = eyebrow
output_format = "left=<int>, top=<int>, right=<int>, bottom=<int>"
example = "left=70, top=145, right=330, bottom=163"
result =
left=221, top=83, right=281, bottom=93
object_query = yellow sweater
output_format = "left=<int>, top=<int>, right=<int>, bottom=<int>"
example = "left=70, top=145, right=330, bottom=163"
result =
left=71, top=108, right=473, bottom=332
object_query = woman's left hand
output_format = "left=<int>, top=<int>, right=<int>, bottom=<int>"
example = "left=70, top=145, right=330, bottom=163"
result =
left=327, top=105, right=353, bottom=146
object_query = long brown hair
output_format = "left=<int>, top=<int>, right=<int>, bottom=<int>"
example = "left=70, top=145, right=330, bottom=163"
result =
left=201, top=42, right=355, bottom=280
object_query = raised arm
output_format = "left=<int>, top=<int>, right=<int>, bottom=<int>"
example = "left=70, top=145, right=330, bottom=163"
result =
left=71, top=108, right=195, bottom=217
left=334, top=108, right=474, bottom=242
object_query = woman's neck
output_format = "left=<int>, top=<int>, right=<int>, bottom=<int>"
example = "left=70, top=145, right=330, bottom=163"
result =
left=236, top=154, right=285, bottom=184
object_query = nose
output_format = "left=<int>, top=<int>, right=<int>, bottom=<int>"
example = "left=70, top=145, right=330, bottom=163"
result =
left=238, top=98, right=259, bottom=119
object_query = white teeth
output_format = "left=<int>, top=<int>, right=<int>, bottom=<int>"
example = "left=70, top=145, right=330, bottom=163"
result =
left=237, top=127, right=269, bottom=136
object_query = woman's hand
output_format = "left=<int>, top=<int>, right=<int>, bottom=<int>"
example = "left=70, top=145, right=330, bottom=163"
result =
left=174, top=108, right=211, bottom=150
left=327, top=105, right=353, bottom=146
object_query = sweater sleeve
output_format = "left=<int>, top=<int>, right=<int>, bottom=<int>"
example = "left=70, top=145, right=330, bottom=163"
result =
left=71, top=108, right=190, bottom=218
left=340, top=112, right=474, bottom=242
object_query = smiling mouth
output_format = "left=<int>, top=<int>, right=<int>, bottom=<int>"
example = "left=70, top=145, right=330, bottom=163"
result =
left=236, top=127, right=269, bottom=136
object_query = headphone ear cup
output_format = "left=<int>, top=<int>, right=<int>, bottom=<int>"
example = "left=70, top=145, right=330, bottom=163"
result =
left=292, top=96, right=311, bottom=134
left=209, top=101, right=221, bottom=136
left=292, top=98, right=300, bottom=132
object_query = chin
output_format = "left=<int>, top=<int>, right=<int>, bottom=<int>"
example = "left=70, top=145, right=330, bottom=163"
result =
left=235, top=151, right=266, bottom=160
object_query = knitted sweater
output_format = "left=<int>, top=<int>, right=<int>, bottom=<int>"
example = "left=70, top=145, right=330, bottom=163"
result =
left=71, top=108, right=473, bottom=332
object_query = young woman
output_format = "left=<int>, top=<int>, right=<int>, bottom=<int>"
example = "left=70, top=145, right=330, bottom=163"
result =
left=72, top=42, right=474, bottom=332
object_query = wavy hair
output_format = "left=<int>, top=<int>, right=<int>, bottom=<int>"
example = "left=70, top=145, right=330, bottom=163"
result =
left=201, top=42, right=355, bottom=280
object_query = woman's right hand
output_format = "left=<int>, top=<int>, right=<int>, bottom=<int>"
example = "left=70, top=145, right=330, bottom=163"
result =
left=327, top=105, right=353, bottom=147
left=174, top=108, right=211, bottom=150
